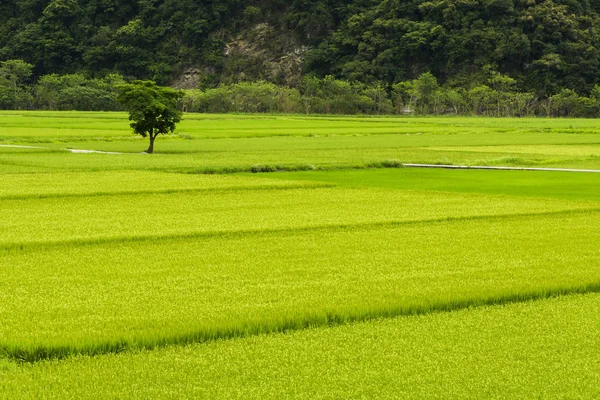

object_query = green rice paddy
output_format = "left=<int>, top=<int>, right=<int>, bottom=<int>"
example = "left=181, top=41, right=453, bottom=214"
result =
left=2, top=111, right=600, bottom=172
left=1, top=111, right=599, bottom=397
left=2, top=294, right=598, bottom=399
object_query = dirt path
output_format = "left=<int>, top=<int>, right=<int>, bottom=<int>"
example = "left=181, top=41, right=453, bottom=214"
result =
left=66, top=148, right=123, bottom=154
left=0, top=144, right=46, bottom=149
left=0, top=144, right=124, bottom=154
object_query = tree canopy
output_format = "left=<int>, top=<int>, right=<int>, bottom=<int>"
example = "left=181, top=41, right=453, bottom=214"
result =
left=117, top=80, right=184, bottom=153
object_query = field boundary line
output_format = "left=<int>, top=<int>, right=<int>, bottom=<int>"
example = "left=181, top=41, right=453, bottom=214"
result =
left=0, top=183, right=336, bottom=201
left=2, top=283, right=600, bottom=363
left=403, top=163, right=600, bottom=173
left=0, top=144, right=47, bottom=149
left=2, top=207, right=599, bottom=254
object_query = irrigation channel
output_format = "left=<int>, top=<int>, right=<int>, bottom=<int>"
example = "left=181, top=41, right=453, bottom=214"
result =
left=403, top=163, right=600, bottom=173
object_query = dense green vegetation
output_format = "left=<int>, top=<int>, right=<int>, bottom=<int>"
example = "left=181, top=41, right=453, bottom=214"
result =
left=1, top=112, right=599, bottom=397
left=307, top=0, right=600, bottom=94
left=7, top=67, right=600, bottom=116
left=181, top=76, right=600, bottom=116
left=3, top=1, right=600, bottom=114
left=2, top=294, right=599, bottom=398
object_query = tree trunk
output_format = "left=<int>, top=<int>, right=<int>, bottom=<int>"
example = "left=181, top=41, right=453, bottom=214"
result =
left=147, top=134, right=156, bottom=154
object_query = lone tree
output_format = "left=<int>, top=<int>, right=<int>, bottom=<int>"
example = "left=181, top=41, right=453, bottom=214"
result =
left=117, top=80, right=184, bottom=153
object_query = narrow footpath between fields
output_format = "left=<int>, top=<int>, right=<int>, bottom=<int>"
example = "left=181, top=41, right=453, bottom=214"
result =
left=0, top=144, right=123, bottom=154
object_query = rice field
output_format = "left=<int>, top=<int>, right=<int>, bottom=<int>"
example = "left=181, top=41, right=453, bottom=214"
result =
left=2, top=111, right=600, bottom=172
left=2, top=294, right=598, bottom=399
left=1, top=112, right=599, bottom=398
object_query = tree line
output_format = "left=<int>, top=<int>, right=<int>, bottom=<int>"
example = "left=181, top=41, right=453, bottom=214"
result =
left=0, top=60, right=125, bottom=110
left=3, top=59, right=600, bottom=117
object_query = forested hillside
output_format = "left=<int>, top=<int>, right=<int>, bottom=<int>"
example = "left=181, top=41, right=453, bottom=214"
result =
left=0, top=0, right=347, bottom=85
left=2, top=0, right=600, bottom=108
left=311, top=0, right=600, bottom=96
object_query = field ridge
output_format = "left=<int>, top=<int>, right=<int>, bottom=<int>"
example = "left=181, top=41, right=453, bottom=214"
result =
left=4, top=157, right=600, bottom=175
left=3, top=207, right=599, bottom=254
left=0, top=182, right=336, bottom=201
left=3, top=283, right=600, bottom=363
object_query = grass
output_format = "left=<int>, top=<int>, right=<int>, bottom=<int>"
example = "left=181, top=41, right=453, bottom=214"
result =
left=1, top=293, right=598, bottom=398
left=1, top=112, right=599, bottom=397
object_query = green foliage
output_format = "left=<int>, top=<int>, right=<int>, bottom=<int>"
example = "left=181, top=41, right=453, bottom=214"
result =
left=181, top=77, right=393, bottom=115
left=304, top=0, right=600, bottom=97
left=117, top=81, right=184, bottom=153
left=0, top=0, right=246, bottom=82
left=0, top=59, right=33, bottom=109
left=35, top=73, right=124, bottom=111
left=181, top=72, right=600, bottom=117
left=300, top=75, right=393, bottom=114
left=1, top=0, right=600, bottom=97
left=1, top=66, right=598, bottom=116
left=548, top=88, right=600, bottom=118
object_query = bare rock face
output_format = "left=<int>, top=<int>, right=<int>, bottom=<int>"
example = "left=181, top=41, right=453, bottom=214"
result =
left=170, top=23, right=310, bottom=88
left=171, top=68, right=202, bottom=89
left=222, top=23, right=310, bottom=87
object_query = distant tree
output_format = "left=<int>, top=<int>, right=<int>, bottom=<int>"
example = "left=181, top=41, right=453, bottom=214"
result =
left=117, top=80, right=183, bottom=153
